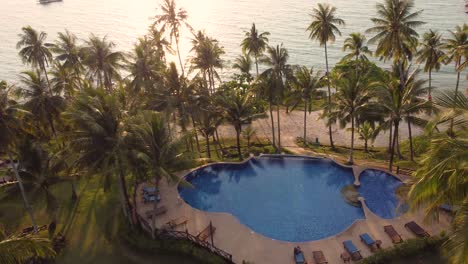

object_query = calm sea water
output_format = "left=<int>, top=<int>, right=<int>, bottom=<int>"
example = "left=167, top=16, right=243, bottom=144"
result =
left=1, top=0, right=467, bottom=91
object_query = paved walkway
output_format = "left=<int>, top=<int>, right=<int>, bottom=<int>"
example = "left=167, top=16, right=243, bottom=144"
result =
left=136, top=160, right=450, bottom=264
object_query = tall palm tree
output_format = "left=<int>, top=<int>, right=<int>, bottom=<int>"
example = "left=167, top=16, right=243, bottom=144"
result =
left=252, top=74, right=277, bottom=149
left=147, top=25, right=173, bottom=62
left=216, top=90, right=260, bottom=160
left=232, top=53, right=253, bottom=76
left=342, top=32, right=372, bottom=62
left=81, top=35, right=124, bottom=92
left=260, top=44, right=289, bottom=150
left=0, top=86, right=38, bottom=233
left=241, top=23, right=270, bottom=76
left=367, top=0, right=424, bottom=64
left=408, top=91, right=467, bottom=264
left=0, top=225, right=55, bottom=264
left=62, top=88, right=133, bottom=225
left=16, top=71, right=65, bottom=138
left=289, top=66, right=324, bottom=143
left=330, top=69, right=375, bottom=164
left=17, top=26, right=54, bottom=95
left=50, top=62, right=80, bottom=99
left=307, top=3, right=345, bottom=149
left=358, top=121, right=379, bottom=153
left=416, top=30, right=445, bottom=100
left=154, top=0, right=191, bottom=77
left=51, top=30, right=84, bottom=90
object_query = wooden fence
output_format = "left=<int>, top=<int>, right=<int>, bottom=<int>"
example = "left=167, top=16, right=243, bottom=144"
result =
left=137, top=215, right=234, bottom=263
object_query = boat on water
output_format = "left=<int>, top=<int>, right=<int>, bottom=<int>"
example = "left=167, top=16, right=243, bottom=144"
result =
left=38, top=0, right=62, bottom=4
left=465, top=1, right=468, bottom=13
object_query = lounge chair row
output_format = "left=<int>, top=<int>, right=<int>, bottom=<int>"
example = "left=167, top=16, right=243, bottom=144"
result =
left=295, top=221, right=430, bottom=263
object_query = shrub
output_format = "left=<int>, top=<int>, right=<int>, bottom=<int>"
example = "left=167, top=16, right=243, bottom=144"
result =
left=358, top=237, right=445, bottom=264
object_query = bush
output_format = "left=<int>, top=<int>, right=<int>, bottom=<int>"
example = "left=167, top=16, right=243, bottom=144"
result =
left=358, top=237, right=445, bottom=264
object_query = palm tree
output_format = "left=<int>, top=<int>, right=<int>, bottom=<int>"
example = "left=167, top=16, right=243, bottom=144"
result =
left=194, top=105, right=222, bottom=159
left=62, top=88, right=133, bottom=225
left=125, top=111, right=184, bottom=229
left=330, top=69, right=375, bottom=164
left=232, top=53, right=253, bottom=76
left=444, top=24, right=468, bottom=132
left=16, top=71, right=65, bottom=138
left=50, top=62, right=80, bottom=99
left=0, top=225, right=55, bottom=264
left=0, top=86, right=39, bottom=233
left=242, top=126, right=256, bottom=153
left=358, top=121, right=379, bottom=152
left=81, top=35, right=124, bottom=92
left=217, top=90, right=260, bottom=160
left=154, top=0, right=191, bottom=77
left=51, top=30, right=84, bottom=90
left=342, top=32, right=372, bottom=62
left=289, top=66, right=324, bottom=143
left=260, top=44, right=289, bottom=150
left=408, top=92, right=467, bottom=264
left=367, top=0, right=424, bottom=64
left=241, top=23, right=270, bottom=76
left=416, top=30, right=445, bottom=100
left=307, top=3, right=345, bottom=149
left=17, top=26, right=54, bottom=95
left=252, top=74, right=277, bottom=149
left=147, top=25, right=173, bottom=62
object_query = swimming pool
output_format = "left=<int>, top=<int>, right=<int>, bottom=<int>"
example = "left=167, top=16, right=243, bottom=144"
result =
left=178, top=156, right=403, bottom=242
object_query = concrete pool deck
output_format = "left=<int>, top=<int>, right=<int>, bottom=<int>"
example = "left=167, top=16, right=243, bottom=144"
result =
left=136, top=161, right=451, bottom=264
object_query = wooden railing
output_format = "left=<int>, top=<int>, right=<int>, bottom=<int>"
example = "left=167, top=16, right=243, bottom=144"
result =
left=136, top=215, right=234, bottom=263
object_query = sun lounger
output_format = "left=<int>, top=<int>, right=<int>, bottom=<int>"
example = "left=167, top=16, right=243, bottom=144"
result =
left=312, top=251, right=327, bottom=264
left=197, top=224, right=216, bottom=241
left=360, top=233, right=380, bottom=252
left=143, top=193, right=161, bottom=203
left=164, top=216, right=188, bottom=230
left=343, top=240, right=362, bottom=261
left=143, top=186, right=157, bottom=194
left=145, top=206, right=167, bottom=219
left=405, top=221, right=430, bottom=238
left=384, top=225, right=403, bottom=244
left=293, top=246, right=307, bottom=264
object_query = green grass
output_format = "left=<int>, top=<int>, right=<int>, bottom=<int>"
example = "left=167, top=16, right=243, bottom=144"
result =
left=0, top=177, right=197, bottom=264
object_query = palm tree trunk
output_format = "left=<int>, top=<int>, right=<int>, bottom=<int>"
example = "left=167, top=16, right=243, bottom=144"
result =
left=8, top=152, right=39, bottom=233
left=324, top=42, right=335, bottom=149
left=407, top=114, right=414, bottom=161
left=175, top=37, right=185, bottom=77
left=349, top=114, right=355, bottom=164
left=212, top=134, right=221, bottom=159
left=276, top=104, right=281, bottom=152
left=235, top=126, right=242, bottom=160
left=428, top=69, right=432, bottom=101
left=191, top=114, right=201, bottom=154
left=303, top=100, right=308, bottom=143
left=117, top=159, right=133, bottom=226
left=70, top=175, right=78, bottom=201
left=269, top=100, right=276, bottom=149
left=41, top=63, right=53, bottom=96
left=48, top=115, right=57, bottom=139
left=205, top=135, right=211, bottom=159
left=388, top=124, right=392, bottom=153
left=389, top=121, right=399, bottom=172
left=364, top=139, right=368, bottom=153
left=450, top=70, right=461, bottom=133
left=255, top=55, right=259, bottom=76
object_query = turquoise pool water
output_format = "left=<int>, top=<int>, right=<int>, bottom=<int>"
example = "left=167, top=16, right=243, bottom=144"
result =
left=179, top=156, right=403, bottom=242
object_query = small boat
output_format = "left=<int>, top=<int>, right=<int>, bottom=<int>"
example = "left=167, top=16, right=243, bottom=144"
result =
left=465, top=1, right=468, bottom=13
left=38, top=0, right=62, bottom=4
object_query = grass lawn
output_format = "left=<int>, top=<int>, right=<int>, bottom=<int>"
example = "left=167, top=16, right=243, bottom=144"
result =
left=0, top=176, right=196, bottom=264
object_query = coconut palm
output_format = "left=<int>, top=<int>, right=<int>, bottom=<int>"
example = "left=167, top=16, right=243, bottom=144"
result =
left=51, top=30, right=84, bottom=90
left=408, top=92, right=467, bottom=264
left=260, top=44, right=290, bottom=150
left=147, top=25, right=173, bottom=61
left=330, top=69, right=375, bottom=164
left=232, top=53, right=253, bottom=76
left=367, top=0, right=424, bottom=64
left=289, top=66, right=324, bottom=143
left=358, top=121, right=379, bottom=152
left=0, top=86, right=38, bottom=233
left=217, top=90, right=260, bottom=160
left=154, top=0, right=191, bottom=76
left=50, top=62, right=80, bottom=99
left=252, top=74, right=277, bottom=149
left=241, top=23, right=270, bottom=76
left=416, top=30, right=445, bottom=100
left=342, top=32, right=372, bottom=62
left=81, top=35, right=124, bottom=92
left=62, top=88, right=133, bottom=225
left=0, top=225, right=55, bottom=264
left=307, top=3, right=345, bottom=149
left=194, top=105, right=223, bottom=159
left=16, top=71, right=65, bottom=138
left=17, top=26, right=54, bottom=95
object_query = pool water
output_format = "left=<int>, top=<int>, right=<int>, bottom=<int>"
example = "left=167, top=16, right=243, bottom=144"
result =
left=179, top=156, right=402, bottom=242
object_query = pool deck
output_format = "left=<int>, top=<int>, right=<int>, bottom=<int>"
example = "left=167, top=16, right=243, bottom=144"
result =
left=136, top=162, right=451, bottom=264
